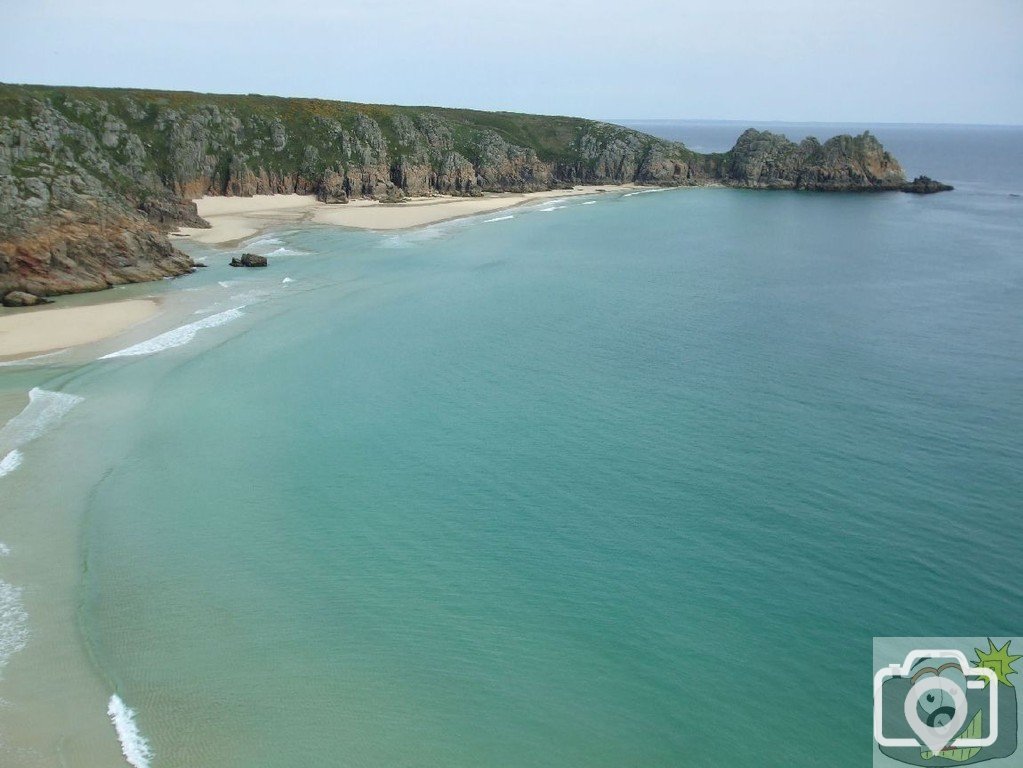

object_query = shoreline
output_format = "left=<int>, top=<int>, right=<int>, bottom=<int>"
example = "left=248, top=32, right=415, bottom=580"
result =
left=175, top=185, right=641, bottom=246
left=0, top=299, right=161, bottom=362
left=0, top=185, right=642, bottom=363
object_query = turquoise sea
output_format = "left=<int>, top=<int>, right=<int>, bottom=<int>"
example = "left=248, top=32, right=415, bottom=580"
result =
left=1, top=122, right=1022, bottom=766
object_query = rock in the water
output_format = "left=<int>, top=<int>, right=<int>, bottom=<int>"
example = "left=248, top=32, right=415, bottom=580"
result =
left=901, top=176, right=953, bottom=194
left=230, top=253, right=268, bottom=268
left=2, top=290, right=53, bottom=307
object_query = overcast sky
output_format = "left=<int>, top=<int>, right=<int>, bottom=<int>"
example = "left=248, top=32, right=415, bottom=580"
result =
left=2, top=0, right=1021, bottom=124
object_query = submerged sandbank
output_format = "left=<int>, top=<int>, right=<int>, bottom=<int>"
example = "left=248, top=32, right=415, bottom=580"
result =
left=0, top=299, right=159, bottom=361
left=176, top=186, right=638, bottom=245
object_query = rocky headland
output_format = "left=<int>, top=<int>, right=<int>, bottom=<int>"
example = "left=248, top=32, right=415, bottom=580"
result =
left=0, top=83, right=951, bottom=297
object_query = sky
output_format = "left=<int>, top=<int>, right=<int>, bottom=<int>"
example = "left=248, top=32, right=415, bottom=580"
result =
left=1, top=0, right=1021, bottom=124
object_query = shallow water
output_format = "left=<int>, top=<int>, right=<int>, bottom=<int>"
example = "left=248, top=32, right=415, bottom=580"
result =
left=1, top=122, right=1021, bottom=766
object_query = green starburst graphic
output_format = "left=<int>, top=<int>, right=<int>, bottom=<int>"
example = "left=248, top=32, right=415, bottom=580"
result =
left=974, top=638, right=1021, bottom=687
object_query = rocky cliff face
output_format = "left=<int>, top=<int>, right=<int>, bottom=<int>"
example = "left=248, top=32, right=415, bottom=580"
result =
left=720, top=129, right=907, bottom=190
left=0, top=84, right=949, bottom=297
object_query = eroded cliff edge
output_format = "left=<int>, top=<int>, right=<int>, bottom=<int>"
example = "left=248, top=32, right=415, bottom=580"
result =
left=0, top=84, right=951, bottom=297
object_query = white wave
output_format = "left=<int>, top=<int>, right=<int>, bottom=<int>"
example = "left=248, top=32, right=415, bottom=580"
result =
left=282, top=277, right=294, bottom=284
left=0, top=451, right=22, bottom=479
left=623, top=188, right=670, bottom=197
left=0, top=542, right=9, bottom=557
left=484, top=215, right=514, bottom=223
left=266, top=247, right=305, bottom=257
left=218, top=281, right=233, bottom=288
left=230, top=290, right=270, bottom=305
left=100, top=307, right=244, bottom=359
left=0, top=349, right=69, bottom=367
left=0, top=389, right=84, bottom=456
left=540, top=205, right=567, bottom=212
left=108, top=695, right=153, bottom=768
left=0, top=579, right=27, bottom=679
left=245, top=236, right=283, bottom=249
left=582, top=200, right=597, bottom=205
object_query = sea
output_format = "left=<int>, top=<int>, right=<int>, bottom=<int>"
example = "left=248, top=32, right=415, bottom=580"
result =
left=0, top=121, right=1021, bottom=767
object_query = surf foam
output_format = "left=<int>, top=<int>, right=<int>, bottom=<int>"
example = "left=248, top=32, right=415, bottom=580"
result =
left=282, top=277, right=294, bottom=284
left=623, top=188, right=670, bottom=197
left=0, top=349, right=69, bottom=367
left=100, top=307, right=244, bottom=359
left=540, top=205, right=568, bottom=212
left=0, top=450, right=23, bottom=479
left=484, top=215, right=514, bottom=223
left=245, top=236, right=283, bottom=249
left=0, top=578, right=27, bottom=680
left=107, top=695, right=153, bottom=768
left=0, top=389, right=84, bottom=452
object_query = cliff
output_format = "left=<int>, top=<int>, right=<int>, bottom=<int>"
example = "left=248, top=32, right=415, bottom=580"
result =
left=0, top=83, right=950, bottom=297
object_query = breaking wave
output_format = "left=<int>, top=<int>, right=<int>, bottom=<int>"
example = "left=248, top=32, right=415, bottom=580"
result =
left=245, top=236, right=283, bottom=249
left=0, top=579, right=27, bottom=680
left=623, top=188, right=670, bottom=197
left=108, top=695, right=153, bottom=768
left=0, top=450, right=23, bottom=479
left=540, top=205, right=568, bottom=212
left=484, top=215, right=514, bottom=223
left=100, top=307, right=244, bottom=359
left=0, top=389, right=84, bottom=453
left=0, top=349, right=69, bottom=367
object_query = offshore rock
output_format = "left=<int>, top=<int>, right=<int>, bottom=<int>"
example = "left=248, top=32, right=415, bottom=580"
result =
left=230, top=253, right=268, bottom=268
left=901, top=176, right=954, bottom=194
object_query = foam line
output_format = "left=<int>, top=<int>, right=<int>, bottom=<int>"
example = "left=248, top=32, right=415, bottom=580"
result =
left=0, top=450, right=23, bottom=478
left=245, top=236, right=283, bottom=248
left=108, top=695, right=153, bottom=768
left=0, top=579, right=27, bottom=678
left=100, top=307, right=244, bottom=359
left=0, top=388, right=84, bottom=452
left=484, top=215, right=514, bottom=223
left=623, top=188, right=670, bottom=197
left=0, top=349, right=70, bottom=367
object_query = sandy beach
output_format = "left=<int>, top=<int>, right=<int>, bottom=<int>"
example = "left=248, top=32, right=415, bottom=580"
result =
left=176, top=186, right=637, bottom=245
left=0, top=299, right=159, bottom=360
